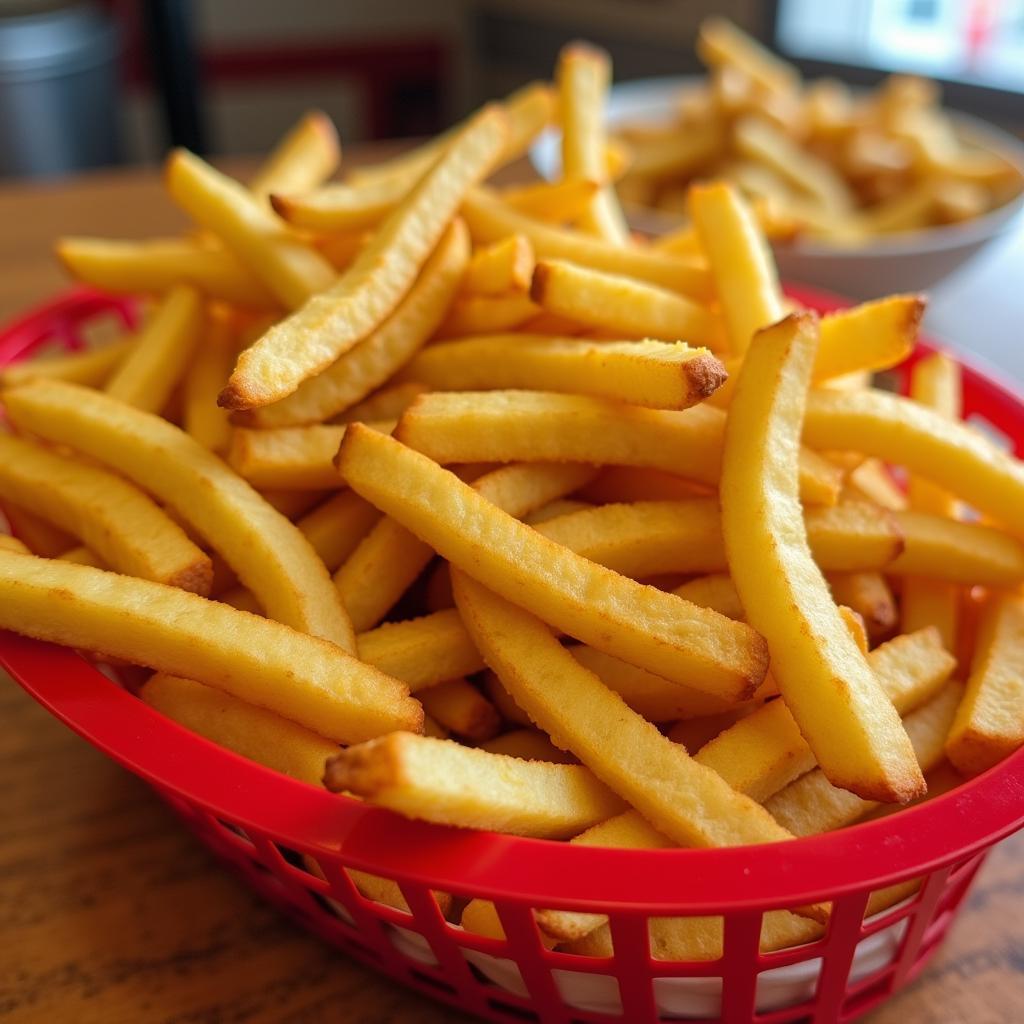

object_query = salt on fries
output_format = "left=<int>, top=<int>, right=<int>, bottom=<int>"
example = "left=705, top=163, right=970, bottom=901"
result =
left=2, top=42, right=1024, bottom=966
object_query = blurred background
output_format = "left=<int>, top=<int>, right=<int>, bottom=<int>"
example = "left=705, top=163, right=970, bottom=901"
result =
left=2, top=0, right=1022, bottom=181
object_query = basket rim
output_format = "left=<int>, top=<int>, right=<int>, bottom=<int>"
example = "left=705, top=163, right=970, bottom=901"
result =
left=3, top=284, right=1024, bottom=913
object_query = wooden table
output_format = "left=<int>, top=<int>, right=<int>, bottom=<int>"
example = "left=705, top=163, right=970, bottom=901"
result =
left=2, top=165, right=1024, bottom=1024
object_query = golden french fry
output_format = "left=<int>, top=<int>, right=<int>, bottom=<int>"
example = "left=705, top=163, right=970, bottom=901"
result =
left=142, top=673, right=338, bottom=785
left=768, top=682, right=963, bottom=834
left=402, top=335, right=726, bottom=410
left=462, top=188, right=711, bottom=298
left=530, top=259, right=722, bottom=348
left=498, top=178, right=601, bottom=223
left=395, top=390, right=842, bottom=506
left=248, top=110, right=340, bottom=200
left=182, top=307, right=235, bottom=452
left=697, top=16, right=800, bottom=99
left=453, top=571, right=792, bottom=847
left=0, top=337, right=133, bottom=389
left=419, top=678, right=501, bottom=742
left=271, top=175, right=408, bottom=233
left=557, top=42, right=630, bottom=243
left=460, top=234, right=535, bottom=295
left=0, top=433, right=211, bottom=593
left=222, top=108, right=507, bottom=409
left=166, top=150, right=336, bottom=310
left=689, top=181, right=783, bottom=355
left=1, top=503, right=75, bottom=557
left=357, top=609, right=485, bottom=691
left=845, top=457, right=908, bottom=510
left=0, top=549, right=420, bottom=742
left=4, top=380, right=354, bottom=648
left=478, top=728, right=576, bottom=763
left=338, top=425, right=768, bottom=700
left=323, top=731, right=625, bottom=838
left=337, top=381, right=428, bottom=424
left=435, top=292, right=539, bottom=338
left=295, top=490, right=380, bottom=572
left=671, top=574, right=745, bottom=620
left=336, top=462, right=597, bottom=632
left=56, top=237, right=278, bottom=309
left=721, top=313, right=924, bottom=802
left=105, top=285, right=204, bottom=413
left=827, top=571, right=898, bottom=643
left=627, top=121, right=723, bottom=181
left=947, top=594, right=1024, bottom=776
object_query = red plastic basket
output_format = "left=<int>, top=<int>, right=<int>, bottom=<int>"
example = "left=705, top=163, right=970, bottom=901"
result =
left=3, top=286, right=1024, bottom=1024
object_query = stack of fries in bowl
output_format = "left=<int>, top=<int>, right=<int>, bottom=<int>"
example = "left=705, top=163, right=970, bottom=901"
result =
left=3, top=37, right=1024, bottom=1024
left=531, top=18, right=1024, bottom=297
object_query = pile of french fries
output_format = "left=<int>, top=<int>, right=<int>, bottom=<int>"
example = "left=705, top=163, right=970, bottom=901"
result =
left=613, top=18, right=1023, bottom=243
left=2, top=39, right=1024, bottom=959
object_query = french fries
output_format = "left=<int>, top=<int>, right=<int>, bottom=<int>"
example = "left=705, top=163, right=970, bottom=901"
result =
left=247, top=109, right=340, bottom=200
left=0, top=336, right=133, bottom=389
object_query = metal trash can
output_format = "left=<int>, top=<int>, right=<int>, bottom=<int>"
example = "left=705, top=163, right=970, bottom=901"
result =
left=0, top=1, right=120, bottom=178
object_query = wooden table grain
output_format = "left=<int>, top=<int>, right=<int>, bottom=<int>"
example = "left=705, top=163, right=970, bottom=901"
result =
left=1, top=164, right=1023, bottom=1024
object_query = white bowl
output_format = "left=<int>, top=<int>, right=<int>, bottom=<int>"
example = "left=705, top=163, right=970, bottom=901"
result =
left=529, top=76, right=1024, bottom=300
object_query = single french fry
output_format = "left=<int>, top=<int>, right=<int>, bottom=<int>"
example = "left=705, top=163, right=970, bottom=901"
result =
left=803, top=387, right=1024, bottom=528
left=271, top=175, right=409, bottom=232
left=4, top=380, right=354, bottom=648
left=524, top=498, right=594, bottom=525
left=336, top=462, right=597, bottom=632
left=697, top=16, right=800, bottom=99
left=0, top=549, right=420, bottom=742
left=142, top=674, right=338, bottom=785
left=462, top=188, right=712, bottom=298
left=479, top=729, right=576, bottom=763
left=557, top=43, right=630, bottom=243
left=947, top=594, right=1024, bottom=776
left=498, top=178, right=600, bottom=223
left=435, top=292, right=539, bottom=338
left=235, top=222, right=469, bottom=431
left=453, top=572, right=792, bottom=847
left=482, top=670, right=532, bottom=727
left=105, top=285, right=204, bottom=413
left=846, top=457, right=908, bottom=510
left=337, top=425, right=768, bottom=700
left=461, top=235, right=535, bottom=296
left=419, top=678, right=501, bottom=742
left=720, top=313, right=924, bottom=802
left=0, top=433, right=211, bottom=593
left=696, top=628, right=955, bottom=803
left=323, top=732, right=625, bottom=838
left=395, top=391, right=842, bottom=506
left=768, top=682, right=963, bottom=834
left=402, top=335, right=726, bottom=410
left=671, top=574, right=745, bottom=620
left=222, top=108, right=507, bottom=409
left=827, top=572, right=899, bottom=643
left=56, top=237, right=278, bottom=309
left=626, top=121, right=723, bottom=181
left=338, top=381, right=429, bottom=424
left=248, top=110, right=341, bottom=200
left=689, top=182, right=783, bottom=355
left=0, top=337, right=133, bottom=389
left=295, top=490, right=381, bottom=572
left=1, top=503, right=75, bottom=557
left=357, top=609, right=485, bottom=691
left=182, top=307, right=235, bottom=452
left=227, top=420, right=392, bottom=490
left=530, top=259, right=722, bottom=348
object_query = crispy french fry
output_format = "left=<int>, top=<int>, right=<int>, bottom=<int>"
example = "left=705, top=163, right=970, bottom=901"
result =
left=395, top=390, right=841, bottom=506
left=462, top=188, right=711, bottom=298
left=166, top=151, right=336, bottom=310
left=227, top=420, right=392, bottom=490
left=557, top=43, right=630, bottom=243
left=295, top=490, right=381, bottom=572
left=56, top=237, right=278, bottom=309
left=182, top=307, right=235, bottom=451
left=947, top=594, right=1024, bottom=776
left=248, top=110, right=340, bottom=200
left=827, top=571, right=898, bottom=643
left=768, top=682, right=963, bottom=834
left=461, top=234, right=535, bottom=295
left=419, top=678, right=501, bottom=742
left=453, top=572, right=792, bottom=847
left=142, top=673, right=338, bottom=785
left=524, top=498, right=594, bottom=525
left=338, top=425, right=767, bottom=700
left=336, top=462, right=597, bottom=632
left=0, top=433, right=211, bottom=593
left=671, top=574, right=745, bottom=620
left=222, top=108, right=507, bottom=409
left=530, top=259, right=721, bottom=348
left=271, top=175, right=408, bottom=232
left=323, top=732, right=625, bottom=838
left=498, top=178, right=600, bottom=223
left=1, top=503, right=75, bottom=557
left=105, top=285, right=204, bottom=413
left=689, top=182, right=783, bottom=355
left=338, top=381, right=428, bottom=424
left=0, top=337, right=133, bottom=389
left=846, top=457, right=908, bottom=510
left=402, top=335, right=726, bottom=409
left=356, top=609, right=485, bottom=691
left=720, top=313, right=924, bottom=802
left=435, top=292, right=539, bottom=338
left=803, top=387, right=1024, bottom=527
left=0, top=549, right=420, bottom=742
left=4, top=380, right=354, bottom=648
left=478, top=729, right=576, bottom=763
left=233, top=222, right=468, bottom=430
